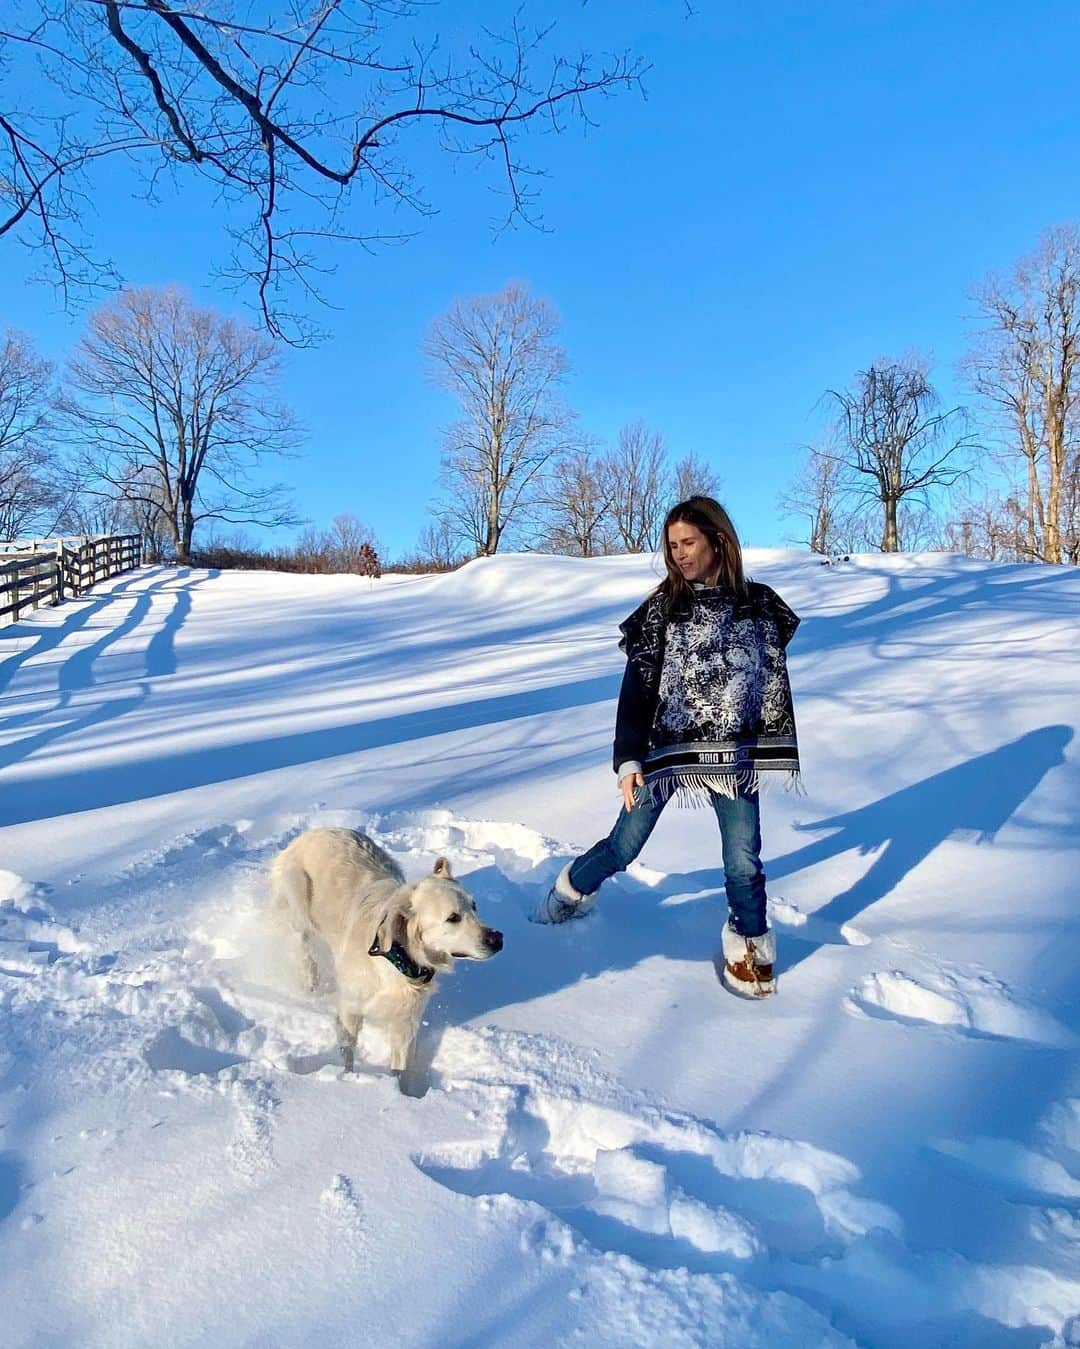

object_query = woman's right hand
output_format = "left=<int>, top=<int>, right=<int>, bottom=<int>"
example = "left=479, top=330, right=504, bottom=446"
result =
left=620, top=771, right=646, bottom=812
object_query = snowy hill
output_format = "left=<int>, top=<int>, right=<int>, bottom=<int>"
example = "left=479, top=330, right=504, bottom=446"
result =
left=1, top=550, right=1078, bottom=1348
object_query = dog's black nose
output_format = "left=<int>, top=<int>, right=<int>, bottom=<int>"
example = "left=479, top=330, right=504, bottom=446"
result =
left=484, top=928, right=504, bottom=953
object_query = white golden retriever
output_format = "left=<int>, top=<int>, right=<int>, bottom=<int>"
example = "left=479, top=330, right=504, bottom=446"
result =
left=270, top=827, right=503, bottom=1080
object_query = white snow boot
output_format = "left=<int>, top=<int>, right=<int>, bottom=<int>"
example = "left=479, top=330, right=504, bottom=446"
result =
left=531, top=862, right=597, bottom=925
left=721, top=922, right=776, bottom=998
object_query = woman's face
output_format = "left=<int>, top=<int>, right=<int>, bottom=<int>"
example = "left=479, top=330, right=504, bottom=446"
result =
left=667, top=520, right=719, bottom=583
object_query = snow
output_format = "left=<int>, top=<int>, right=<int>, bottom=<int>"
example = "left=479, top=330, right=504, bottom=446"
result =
left=1, top=549, right=1078, bottom=1347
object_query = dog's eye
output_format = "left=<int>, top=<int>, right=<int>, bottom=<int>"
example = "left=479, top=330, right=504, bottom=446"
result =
left=446, top=913, right=462, bottom=924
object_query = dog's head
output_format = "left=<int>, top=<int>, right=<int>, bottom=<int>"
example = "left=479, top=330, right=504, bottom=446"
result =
left=397, top=856, right=503, bottom=968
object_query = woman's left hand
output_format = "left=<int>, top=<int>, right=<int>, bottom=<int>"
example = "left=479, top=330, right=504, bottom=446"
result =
left=620, top=771, right=645, bottom=812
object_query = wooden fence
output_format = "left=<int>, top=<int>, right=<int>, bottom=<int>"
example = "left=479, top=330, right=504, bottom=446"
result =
left=0, top=535, right=142, bottom=627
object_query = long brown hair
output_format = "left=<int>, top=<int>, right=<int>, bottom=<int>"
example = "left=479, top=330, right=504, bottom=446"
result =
left=657, top=497, right=746, bottom=611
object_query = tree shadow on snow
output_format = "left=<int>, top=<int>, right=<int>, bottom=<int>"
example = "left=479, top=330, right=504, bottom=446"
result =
left=0, top=567, right=152, bottom=696
left=0, top=1152, right=22, bottom=1225
left=0, top=666, right=623, bottom=827
left=792, top=562, right=1080, bottom=666
left=0, top=569, right=217, bottom=779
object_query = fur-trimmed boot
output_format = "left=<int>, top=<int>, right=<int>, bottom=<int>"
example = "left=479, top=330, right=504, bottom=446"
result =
left=531, top=862, right=597, bottom=925
left=720, top=922, right=776, bottom=998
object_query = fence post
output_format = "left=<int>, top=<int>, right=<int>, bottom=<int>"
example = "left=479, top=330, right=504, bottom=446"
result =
left=0, top=534, right=144, bottom=630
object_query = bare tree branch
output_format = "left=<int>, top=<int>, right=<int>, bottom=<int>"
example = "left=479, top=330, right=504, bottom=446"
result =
left=1, top=3, right=645, bottom=341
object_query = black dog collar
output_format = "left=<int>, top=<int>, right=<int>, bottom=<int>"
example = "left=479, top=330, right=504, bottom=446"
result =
left=368, top=935, right=435, bottom=984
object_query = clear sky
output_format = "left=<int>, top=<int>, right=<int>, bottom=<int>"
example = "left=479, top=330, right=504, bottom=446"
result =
left=4, top=0, right=1079, bottom=557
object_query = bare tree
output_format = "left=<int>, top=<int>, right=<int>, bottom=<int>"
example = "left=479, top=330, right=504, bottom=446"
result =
left=58, top=458, right=176, bottom=557
left=936, top=487, right=1028, bottom=561
left=385, top=516, right=467, bottom=573
left=1, top=4, right=643, bottom=340
left=325, top=511, right=379, bottom=570
left=964, top=225, right=1080, bottom=564
left=292, top=515, right=379, bottom=574
left=598, top=420, right=669, bottom=552
left=825, top=358, right=976, bottom=552
left=427, top=283, right=577, bottom=556
left=0, top=329, right=64, bottom=539
left=535, top=447, right=617, bottom=556
left=417, top=516, right=468, bottom=570
left=671, top=451, right=721, bottom=503
left=62, top=286, right=301, bottom=561
left=779, top=445, right=849, bottom=554
left=1064, top=442, right=1080, bottom=564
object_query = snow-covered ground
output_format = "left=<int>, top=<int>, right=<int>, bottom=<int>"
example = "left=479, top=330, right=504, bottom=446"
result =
left=1, top=550, right=1078, bottom=1348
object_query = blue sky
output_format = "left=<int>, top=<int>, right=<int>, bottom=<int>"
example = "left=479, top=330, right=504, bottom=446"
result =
left=4, top=0, right=1079, bottom=557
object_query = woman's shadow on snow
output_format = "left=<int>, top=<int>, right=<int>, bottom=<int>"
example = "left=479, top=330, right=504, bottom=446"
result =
left=768, top=723, right=1072, bottom=971
left=433, top=725, right=1073, bottom=1037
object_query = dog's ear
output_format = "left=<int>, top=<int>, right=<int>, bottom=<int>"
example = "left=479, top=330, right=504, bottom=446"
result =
left=433, top=856, right=453, bottom=879
left=373, top=903, right=408, bottom=955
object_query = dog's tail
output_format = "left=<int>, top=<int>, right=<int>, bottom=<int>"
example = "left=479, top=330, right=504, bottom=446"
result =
left=269, top=849, right=313, bottom=933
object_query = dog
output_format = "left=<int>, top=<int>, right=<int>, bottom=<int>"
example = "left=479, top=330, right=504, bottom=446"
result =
left=270, top=827, right=503, bottom=1080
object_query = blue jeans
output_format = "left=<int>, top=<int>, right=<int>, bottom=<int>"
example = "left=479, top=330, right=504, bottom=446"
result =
left=568, top=786, right=768, bottom=938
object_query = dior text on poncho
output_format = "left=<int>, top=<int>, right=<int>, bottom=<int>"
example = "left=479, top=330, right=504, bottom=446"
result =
left=613, top=580, right=801, bottom=804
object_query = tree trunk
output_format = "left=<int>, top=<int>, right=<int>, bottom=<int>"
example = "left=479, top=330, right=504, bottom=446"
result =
left=178, top=498, right=195, bottom=562
left=881, top=496, right=900, bottom=552
left=1045, top=426, right=1064, bottom=564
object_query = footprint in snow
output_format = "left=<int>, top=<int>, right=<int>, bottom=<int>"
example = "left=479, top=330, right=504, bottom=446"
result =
left=143, top=1026, right=246, bottom=1076
left=125, top=822, right=254, bottom=877
left=225, top=1076, right=279, bottom=1181
left=320, top=1172, right=366, bottom=1250
left=844, top=967, right=1076, bottom=1047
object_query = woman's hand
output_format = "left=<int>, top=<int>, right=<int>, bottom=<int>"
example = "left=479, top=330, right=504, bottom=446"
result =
left=620, top=771, right=645, bottom=812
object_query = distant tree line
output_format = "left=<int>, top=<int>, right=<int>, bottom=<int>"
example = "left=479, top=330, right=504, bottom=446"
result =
left=780, top=225, right=1080, bottom=565
left=3, top=224, right=1077, bottom=573
left=422, top=283, right=720, bottom=562
left=0, top=281, right=722, bottom=574
left=194, top=514, right=381, bottom=577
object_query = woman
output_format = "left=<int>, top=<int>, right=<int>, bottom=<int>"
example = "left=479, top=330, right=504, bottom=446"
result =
left=532, top=497, right=801, bottom=999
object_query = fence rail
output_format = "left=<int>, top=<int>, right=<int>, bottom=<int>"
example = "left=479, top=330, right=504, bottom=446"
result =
left=0, top=534, right=142, bottom=626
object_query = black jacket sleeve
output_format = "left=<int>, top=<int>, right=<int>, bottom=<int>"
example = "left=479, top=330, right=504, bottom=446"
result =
left=750, top=582, right=800, bottom=648
left=612, top=656, right=653, bottom=771
left=772, top=590, right=800, bottom=648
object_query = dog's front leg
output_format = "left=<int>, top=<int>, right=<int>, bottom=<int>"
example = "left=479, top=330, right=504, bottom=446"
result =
left=301, top=931, right=319, bottom=993
left=336, top=1007, right=362, bottom=1074
left=386, top=1005, right=423, bottom=1077
left=386, top=1029, right=415, bottom=1076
